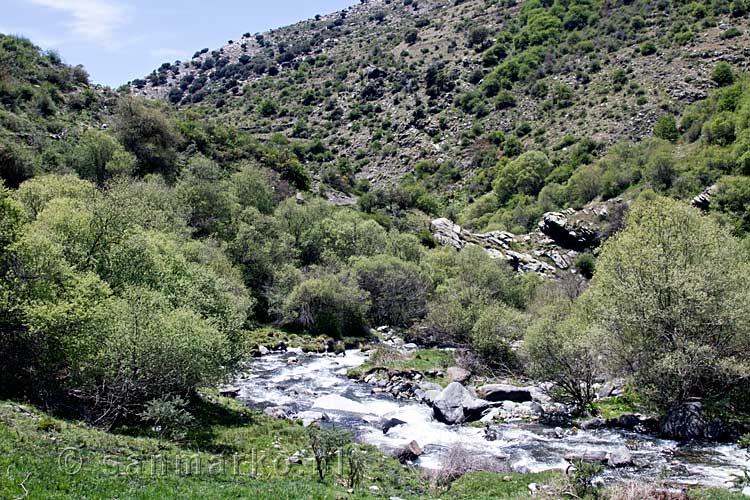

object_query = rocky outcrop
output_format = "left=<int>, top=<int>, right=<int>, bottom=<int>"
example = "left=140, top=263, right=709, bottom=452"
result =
left=691, top=184, right=718, bottom=211
left=538, top=211, right=600, bottom=250
left=446, top=366, right=471, bottom=383
left=565, top=449, right=633, bottom=468
left=431, top=200, right=626, bottom=278
left=478, top=384, right=533, bottom=403
left=432, top=382, right=490, bottom=425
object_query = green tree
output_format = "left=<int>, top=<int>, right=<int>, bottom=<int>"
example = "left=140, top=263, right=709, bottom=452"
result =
left=586, top=196, right=750, bottom=411
left=471, top=304, right=528, bottom=369
left=525, top=303, right=599, bottom=414
left=654, top=114, right=679, bottom=143
left=353, top=255, right=430, bottom=327
left=282, top=273, right=369, bottom=337
left=493, top=151, right=553, bottom=203
left=70, top=129, right=136, bottom=186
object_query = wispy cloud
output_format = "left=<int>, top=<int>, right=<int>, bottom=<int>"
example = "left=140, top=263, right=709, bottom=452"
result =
left=26, top=0, right=130, bottom=47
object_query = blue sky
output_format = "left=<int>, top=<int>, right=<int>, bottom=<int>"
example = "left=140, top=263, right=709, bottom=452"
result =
left=2, top=0, right=357, bottom=87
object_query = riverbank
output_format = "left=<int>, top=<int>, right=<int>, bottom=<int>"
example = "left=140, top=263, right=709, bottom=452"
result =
left=1, top=395, right=746, bottom=500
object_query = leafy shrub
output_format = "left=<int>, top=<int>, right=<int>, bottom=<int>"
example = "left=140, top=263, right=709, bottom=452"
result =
left=470, top=304, right=527, bottom=369
left=654, top=114, right=679, bottom=142
left=353, top=255, right=429, bottom=327
left=712, top=61, right=735, bottom=87
left=139, top=395, right=195, bottom=440
left=308, top=425, right=352, bottom=481
left=283, top=274, right=369, bottom=337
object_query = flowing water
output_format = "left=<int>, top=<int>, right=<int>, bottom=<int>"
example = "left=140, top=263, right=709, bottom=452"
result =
left=233, top=349, right=750, bottom=489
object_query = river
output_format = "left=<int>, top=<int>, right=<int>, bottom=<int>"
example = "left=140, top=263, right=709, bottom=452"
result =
left=232, top=348, right=750, bottom=489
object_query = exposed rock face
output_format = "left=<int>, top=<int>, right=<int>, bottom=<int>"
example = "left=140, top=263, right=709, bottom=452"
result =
left=478, top=384, right=533, bottom=403
left=430, top=200, right=626, bottom=278
left=432, top=382, right=490, bottom=425
left=661, top=402, right=706, bottom=441
left=691, top=184, right=718, bottom=211
left=538, top=211, right=600, bottom=250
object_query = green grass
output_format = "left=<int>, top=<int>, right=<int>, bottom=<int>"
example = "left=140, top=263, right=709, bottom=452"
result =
left=0, top=396, right=427, bottom=500
left=594, top=392, right=648, bottom=420
left=447, top=471, right=562, bottom=499
left=0, top=397, right=745, bottom=499
left=347, top=348, right=455, bottom=385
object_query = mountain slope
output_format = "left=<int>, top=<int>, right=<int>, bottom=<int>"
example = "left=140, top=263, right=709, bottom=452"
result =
left=133, top=0, right=750, bottom=195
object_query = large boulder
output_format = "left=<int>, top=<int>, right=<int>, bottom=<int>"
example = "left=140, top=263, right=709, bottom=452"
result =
left=396, top=440, right=423, bottom=464
left=538, top=212, right=599, bottom=250
left=447, top=366, right=471, bottom=383
left=432, top=382, right=490, bottom=425
left=382, top=418, right=407, bottom=435
left=478, top=384, right=533, bottom=403
left=661, top=402, right=706, bottom=441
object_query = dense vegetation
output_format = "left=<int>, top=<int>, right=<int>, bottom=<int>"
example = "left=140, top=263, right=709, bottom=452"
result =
left=1, top=0, right=750, bottom=494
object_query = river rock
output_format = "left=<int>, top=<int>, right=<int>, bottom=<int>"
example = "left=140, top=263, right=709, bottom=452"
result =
left=606, top=414, right=659, bottom=433
left=580, top=417, right=605, bottom=430
left=607, top=449, right=634, bottom=468
left=661, top=402, right=706, bottom=440
left=264, top=406, right=290, bottom=419
left=296, top=411, right=330, bottom=427
left=396, top=440, right=423, bottom=463
left=447, top=366, right=471, bottom=383
left=432, top=382, right=490, bottom=424
left=382, top=418, right=407, bottom=435
left=742, top=486, right=750, bottom=497
left=422, top=389, right=441, bottom=405
left=420, top=381, right=442, bottom=392
left=219, top=386, right=241, bottom=398
left=566, top=450, right=609, bottom=465
left=478, top=384, right=533, bottom=403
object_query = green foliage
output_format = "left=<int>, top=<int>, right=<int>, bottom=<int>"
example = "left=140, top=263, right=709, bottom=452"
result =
left=712, top=62, right=736, bottom=87
left=524, top=303, right=599, bottom=414
left=470, top=304, right=528, bottom=369
left=493, top=151, right=553, bottom=203
left=139, top=395, right=195, bottom=440
left=114, top=98, right=183, bottom=181
left=353, top=255, right=430, bottom=327
left=654, top=114, right=679, bottom=142
left=586, top=196, right=750, bottom=411
left=282, top=273, right=369, bottom=337
left=307, top=425, right=352, bottom=481
left=70, top=129, right=136, bottom=185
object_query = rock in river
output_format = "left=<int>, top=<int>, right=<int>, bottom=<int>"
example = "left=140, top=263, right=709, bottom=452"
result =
left=478, top=384, right=533, bottom=403
left=661, top=402, right=706, bottom=441
left=432, top=382, right=490, bottom=425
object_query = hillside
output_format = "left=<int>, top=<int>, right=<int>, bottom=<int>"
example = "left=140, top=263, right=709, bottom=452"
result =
left=132, top=0, right=750, bottom=200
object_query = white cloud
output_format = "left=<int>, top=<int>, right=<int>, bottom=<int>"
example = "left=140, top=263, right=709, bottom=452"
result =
left=27, top=0, right=130, bottom=46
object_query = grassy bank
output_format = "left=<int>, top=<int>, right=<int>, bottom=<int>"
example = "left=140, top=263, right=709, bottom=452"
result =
left=347, top=347, right=456, bottom=386
left=1, top=396, right=746, bottom=500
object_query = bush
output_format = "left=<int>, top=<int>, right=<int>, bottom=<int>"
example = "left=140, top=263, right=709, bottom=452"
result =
left=283, top=274, right=369, bottom=337
left=353, top=255, right=429, bottom=327
left=494, top=151, right=553, bottom=202
left=524, top=304, right=599, bottom=414
left=308, top=425, right=351, bottom=482
left=712, top=62, right=735, bottom=87
left=586, top=196, right=750, bottom=411
left=470, top=304, right=528, bottom=369
left=653, top=114, right=679, bottom=142
left=139, top=395, right=195, bottom=440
